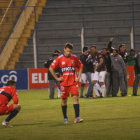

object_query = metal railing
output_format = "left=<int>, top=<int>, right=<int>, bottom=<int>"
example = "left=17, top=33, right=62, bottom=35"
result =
left=0, top=0, right=28, bottom=52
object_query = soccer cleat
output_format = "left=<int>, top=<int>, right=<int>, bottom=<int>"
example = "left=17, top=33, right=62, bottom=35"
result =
left=2, top=121, right=13, bottom=127
left=74, top=117, right=84, bottom=123
left=64, top=118, right=68, bottom=124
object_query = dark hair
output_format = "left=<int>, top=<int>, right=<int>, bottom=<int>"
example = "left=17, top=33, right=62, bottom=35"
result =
left=102, top=47, right=108, bottom=51
left=65, top=43, right=73, bottom=50
left=54, top=50, right=61, bottom=54
left=113, top=48, right=118, bottom=53
left=52, top=52, right=58, bottom=57
left=6, top=80, right=16, bottom=86
left=90, top=45, right=96, bottom=49
left=83, top=46, right=88, bottom=52
left=119, top=43, right=125, bottom=49
left=130, top=49, right=135, bottom=52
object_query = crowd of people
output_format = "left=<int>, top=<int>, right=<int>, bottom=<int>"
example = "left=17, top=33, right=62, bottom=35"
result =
left=80, top=38, right=140, bottom=98
left=45, top=38, right=140, bottom=99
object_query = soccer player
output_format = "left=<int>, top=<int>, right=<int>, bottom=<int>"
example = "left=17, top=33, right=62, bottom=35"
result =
left=80, top=46, right=93, bottom=98
left=87, top=46, right=106, bottom=97
left=0, top=80, right=21, bottom=127
left=49, top=43, right=83, bottom=124
left=102, top=47, right=112, bottom=97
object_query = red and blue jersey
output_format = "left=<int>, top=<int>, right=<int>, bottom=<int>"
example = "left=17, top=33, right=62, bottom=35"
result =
left=50, top=54, right=83, bottom=86
left=0, top=86, right=18, bottom=106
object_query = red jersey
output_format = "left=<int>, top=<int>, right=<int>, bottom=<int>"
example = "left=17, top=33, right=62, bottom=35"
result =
left=0, top=86, right=18, bottom=106
left=50, top=54, right=83, bottom=86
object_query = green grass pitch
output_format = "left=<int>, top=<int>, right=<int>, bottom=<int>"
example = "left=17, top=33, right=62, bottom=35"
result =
left=0, top=88, right=140, bottom=140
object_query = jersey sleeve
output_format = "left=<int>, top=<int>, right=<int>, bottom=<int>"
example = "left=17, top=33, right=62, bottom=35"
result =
left=11, top=88, right=18, bottom=104
left=50, top=57, right=59, bottom=70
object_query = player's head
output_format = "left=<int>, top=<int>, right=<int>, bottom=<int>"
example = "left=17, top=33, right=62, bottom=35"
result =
left=83, top=46, right=89, bottom=54
left=6, top=80, right=16, bottom=88
left=54, top=50, right=61, bottom=56
left=113, top=48, right=118, bottom=56
left=119, top=44, right=126, bottom=52
left=102, top=47, right=108, bottom=55
left=64, top=43, right=73, bottom=57
left=90, top=45, right=97, bottom=56
left=130, top=49, right=135, bottom=55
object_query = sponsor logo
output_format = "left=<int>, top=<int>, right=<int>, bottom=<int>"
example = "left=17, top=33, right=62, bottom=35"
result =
left=0, top=71, right=17, bottom=84
left=62, top=61, right=65, bottom=65
left=61, top=67, right=75, bottom=72
left=32, top=73, right=48, bottom=84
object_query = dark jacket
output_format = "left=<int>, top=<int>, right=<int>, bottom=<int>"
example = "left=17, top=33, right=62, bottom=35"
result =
left=118, top=51, right=128, bottom=64
left=134, top=52, right=140, bottom=74
left=80, top=53, right=93, bottom=73
left=44, top=57, right=60, bottom=80
left=103, top=52, right=111, bottom=73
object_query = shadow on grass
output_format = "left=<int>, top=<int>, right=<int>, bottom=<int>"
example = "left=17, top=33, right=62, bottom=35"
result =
left=3, top=121, right=73, bottom=128
left=87, top=116, right=140, bottom=123
left=1, top=116, right=139, bottom=129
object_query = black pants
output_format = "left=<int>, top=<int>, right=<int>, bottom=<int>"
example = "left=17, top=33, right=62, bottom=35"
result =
left=133, top=74, right=140, bottom=96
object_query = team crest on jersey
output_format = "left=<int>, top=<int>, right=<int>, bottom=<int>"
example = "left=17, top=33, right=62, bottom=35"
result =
left=71, top=60, right=74, bottom=64
left=62, top=61, right=65, bottom=65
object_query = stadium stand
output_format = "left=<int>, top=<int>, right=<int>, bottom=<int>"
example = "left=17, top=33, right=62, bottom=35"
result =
left=0, top=0, right=140, bottom=69
left=0, top=0, right=27, bottom=51
left=0, top=0, right=46, bottom=69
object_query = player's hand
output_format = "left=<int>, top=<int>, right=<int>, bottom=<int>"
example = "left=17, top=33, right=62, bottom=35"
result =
left=75, top=77, right=80, bottom=82
left=56, top=77, right=63, bottom=81
left=94, top=67, right=97, bottom=72
left=109, top=37, right=114, bottom=42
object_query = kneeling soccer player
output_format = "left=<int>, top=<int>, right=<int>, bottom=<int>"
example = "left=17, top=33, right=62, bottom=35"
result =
left=49, top=43, right=83, bottom=124
left=0, top=80, right=21, bottom=127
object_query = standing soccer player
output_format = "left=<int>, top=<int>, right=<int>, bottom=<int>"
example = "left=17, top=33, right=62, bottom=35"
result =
left=0, top=80, right=21, bottom=127
left=49, top=43, right=83, bottom=124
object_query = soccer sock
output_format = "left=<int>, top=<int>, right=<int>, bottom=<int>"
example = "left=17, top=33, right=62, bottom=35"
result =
left=93, top=83, right=100, bottom=96
left=101, top=85, right=105, bottom=97
left=61, top=105, right=67, bottom=119
left=73, top=104, right=79, bottom=118
left=5, top=109, right=19, bottom=122
left=57, top=87, right=60, bottom=98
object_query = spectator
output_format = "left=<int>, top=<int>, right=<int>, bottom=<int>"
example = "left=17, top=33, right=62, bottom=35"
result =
left=118, top=44, right=129, bottom=95
left=118, top=44, right=128, bottom=64
left=110, top=49, right=127, bottom=97
left=127, top=49, right=136, bottom=66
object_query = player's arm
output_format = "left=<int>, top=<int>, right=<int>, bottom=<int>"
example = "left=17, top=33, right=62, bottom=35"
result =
left=75, top=66, right=83, bottom=82
left=49, top=67, right=63, bottom=81
left=75, top=57, right=83, bottom=82
left=94, top=58, right=103, bottom=72
left=107, top=37, right=114, bottom=53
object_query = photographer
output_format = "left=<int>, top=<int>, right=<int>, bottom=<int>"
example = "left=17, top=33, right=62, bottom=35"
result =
left=44, top=53, right=60, bottom=99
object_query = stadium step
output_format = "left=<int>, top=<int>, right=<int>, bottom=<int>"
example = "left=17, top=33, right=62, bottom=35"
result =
left=4, top=0, right=46, bottom=70
left=15, top=0, right=140, bottom=69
